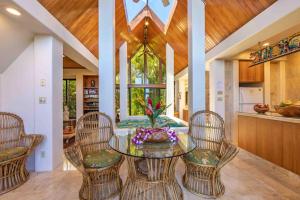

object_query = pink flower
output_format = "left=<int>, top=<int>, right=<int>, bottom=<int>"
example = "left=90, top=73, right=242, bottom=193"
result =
left=147, top=97, right=153, bottom=106
left=155, top=102, right=161, bottom=110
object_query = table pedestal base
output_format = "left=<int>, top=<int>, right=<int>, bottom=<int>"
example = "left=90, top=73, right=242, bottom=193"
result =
left=121, top=157, right=183, bottom=200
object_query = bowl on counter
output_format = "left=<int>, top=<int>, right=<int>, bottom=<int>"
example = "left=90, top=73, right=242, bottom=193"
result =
left=254, top=104, right=269, bottom=114
left=274, top=105, right=300, bottom=117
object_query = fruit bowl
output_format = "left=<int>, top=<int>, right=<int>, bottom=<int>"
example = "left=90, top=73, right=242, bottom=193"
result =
left=274, top=105, right=300, bottom=117
left=254, top=104, right=269, bottom=114
left=136, top=128, right=169, bottom=143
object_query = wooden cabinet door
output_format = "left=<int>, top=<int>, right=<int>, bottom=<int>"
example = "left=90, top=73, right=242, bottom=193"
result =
left=239, top=61, right=264, bottom=83
left=238, top=116, right=257, bottom=154
left=254, top=63, right=264, bottom=82
left=183, top=109, right=189, bottom=122
left=239, top=61, right=250, bottom=83
left=256, top=119, right=283, bottom=166
left=282, top=122, right=300, bottom=175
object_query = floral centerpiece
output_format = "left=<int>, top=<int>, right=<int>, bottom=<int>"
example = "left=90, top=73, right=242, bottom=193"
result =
left=132, top=97, right=178, bottom=145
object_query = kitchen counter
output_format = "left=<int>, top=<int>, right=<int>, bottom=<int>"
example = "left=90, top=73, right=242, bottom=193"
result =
left=238, top=112, right=300, bottom=124
left=238, top=113, right=300, bottom=175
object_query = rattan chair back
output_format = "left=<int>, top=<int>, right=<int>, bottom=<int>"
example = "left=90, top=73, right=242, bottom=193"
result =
left=0, top=112, right=24, bottom=151
left=75, top=112, right=113, bottom=157
left=188, top=110, right=225, bottom=153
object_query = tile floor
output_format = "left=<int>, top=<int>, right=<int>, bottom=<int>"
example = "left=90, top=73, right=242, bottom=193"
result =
left=1, top=149, right=300, bottom=200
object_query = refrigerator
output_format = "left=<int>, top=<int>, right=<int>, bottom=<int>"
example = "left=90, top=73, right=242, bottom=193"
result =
left=239, top=87, right=264, bottom=113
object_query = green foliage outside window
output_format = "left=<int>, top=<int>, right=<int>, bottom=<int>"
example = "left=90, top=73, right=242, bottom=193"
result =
left=129, top=46, right=166, bottom=116
left=63, top=79, right=76, bottom=119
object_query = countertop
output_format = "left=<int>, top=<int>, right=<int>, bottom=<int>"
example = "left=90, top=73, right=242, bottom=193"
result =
left=238, top=112, right=300, bottom=124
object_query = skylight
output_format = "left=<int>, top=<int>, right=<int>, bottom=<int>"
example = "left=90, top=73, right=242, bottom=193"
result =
left=148, top=0, right=176, bottom=25
left=124, top=0, right=146, bottom=22
left=124, top=0, right=177, bottom=25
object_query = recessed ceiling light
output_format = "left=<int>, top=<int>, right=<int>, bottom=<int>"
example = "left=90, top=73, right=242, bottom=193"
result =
left=6, top=8, right=21, bottom=16
left=263, top=42, right=270, bottom=47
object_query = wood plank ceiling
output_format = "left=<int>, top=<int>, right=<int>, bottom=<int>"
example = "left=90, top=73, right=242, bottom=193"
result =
left=38, top=0, right=276, bottom=74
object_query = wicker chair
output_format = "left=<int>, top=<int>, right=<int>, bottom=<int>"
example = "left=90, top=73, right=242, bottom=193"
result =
left=64, top=112, right=123, bottom=200
left=182, top=110, right=238, bottom=199
left=0, top=112, right=43, bottom=194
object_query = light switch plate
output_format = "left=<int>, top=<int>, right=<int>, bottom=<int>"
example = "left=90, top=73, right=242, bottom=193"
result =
left=40, top=79, right=46, bottom=87
left=39, top=97, right=47, bottom=104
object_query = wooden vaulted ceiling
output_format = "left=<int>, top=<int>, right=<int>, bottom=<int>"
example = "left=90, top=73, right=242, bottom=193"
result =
left=38, top=0, right=276, bottom=74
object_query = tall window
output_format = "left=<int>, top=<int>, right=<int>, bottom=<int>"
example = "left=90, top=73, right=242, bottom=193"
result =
left=129, top=46, right=166, bottom=115
left=63, top=79, right=76, bottom=119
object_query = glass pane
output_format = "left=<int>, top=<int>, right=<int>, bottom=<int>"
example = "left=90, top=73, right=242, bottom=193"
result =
left=148, top=0, right=176, bottom=24
left=115, top=87, right=120, bottom=118
left=131, top=47, right=145, bottom=84
left=160, top=89, right=166, bottom=106
left=63, top=80, right=76, bottom=119
left=129, top=88, right=145, bottom=116
left=146, top=51, right=160, bottom=84
left=63, top=80, right=67, bottom=103
left=124, top=0, right=146, bottom=22
left=161, top=62, right=166, bottom=83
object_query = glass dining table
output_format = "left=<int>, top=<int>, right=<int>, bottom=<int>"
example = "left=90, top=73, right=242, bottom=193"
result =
left=109, top=131, right=196, bottom=200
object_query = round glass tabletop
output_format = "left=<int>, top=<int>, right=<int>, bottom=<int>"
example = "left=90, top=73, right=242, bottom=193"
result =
left=109, top=132, right=196, bottom=159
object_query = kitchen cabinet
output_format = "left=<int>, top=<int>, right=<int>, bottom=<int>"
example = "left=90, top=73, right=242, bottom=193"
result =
left=238, top=113, right=300, bottom=175
left=183, top=109, right=189, bottom=122
left=256, top=119, right=283, bottom=166
left=238, top=116, right=257, bottom=154
left=239, top=60, right=264, bottom=83
left=282, top=122, right=300, bottom=175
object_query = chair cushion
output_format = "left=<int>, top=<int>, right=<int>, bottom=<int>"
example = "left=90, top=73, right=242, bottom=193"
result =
left=83, top=149, right=122, bottom=168
left=0, top=147, right=28, bottom=162
left=184, top=149, right=220, bottom=166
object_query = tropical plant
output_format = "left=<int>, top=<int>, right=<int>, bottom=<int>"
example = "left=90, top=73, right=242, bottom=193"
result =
left=137, top=97, right=171, bottom=127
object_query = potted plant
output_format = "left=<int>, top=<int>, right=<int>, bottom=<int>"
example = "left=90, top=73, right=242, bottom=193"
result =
left=132, top=97, right=178, bottom=145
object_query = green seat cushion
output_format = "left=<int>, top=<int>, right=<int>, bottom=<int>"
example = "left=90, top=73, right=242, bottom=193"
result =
left=184, top=149, right=220, bottom=166
left=0, top=147, right=28, bottom=162
left=83, top=149, right=122, bottom=168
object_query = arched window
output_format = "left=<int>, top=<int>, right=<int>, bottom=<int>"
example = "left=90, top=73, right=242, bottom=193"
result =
left=128, top=45, right=166, bottom=115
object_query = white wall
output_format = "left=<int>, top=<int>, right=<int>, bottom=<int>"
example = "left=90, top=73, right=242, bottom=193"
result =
left=0, top=43, right=36, bottom=170
left=1, top=43, right=35, bottom=131
left=209, top=60, right=225, bottom=118
left=178, top=76, right=187, bottom=120
left=0, top=13, right=33, bottom=73
left=119, top=42, right=128, bottom=121
left=1, top=36, right=64, bottom=172
left=0, top=74, right=2, bottom=109
left=166, top=43, right=175, bottom=116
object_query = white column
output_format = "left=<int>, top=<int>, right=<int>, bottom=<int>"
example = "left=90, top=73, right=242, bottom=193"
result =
left=99, top=0, right=116, bottom=122
left=264, top=61, right=271, bottom=105
left=120, top=42, right=128, bottom=121
left=166, top=43, right=174, bottom=117
left=279, top=61, right=286, bottom=102
left=178, top=78, right=186, bottom=119
left=209, top=60, right=225, bottom=118
left=174, top=80, right=179, bottom=113
left=188, top=0, right=205, bottom=117
left=0, top=74, right=2, bottom=110
left=34, top=36, right=63, bottom=171
left=76, top=73, right=83, bottom=120
left=232, top=60, right=239, bottom=145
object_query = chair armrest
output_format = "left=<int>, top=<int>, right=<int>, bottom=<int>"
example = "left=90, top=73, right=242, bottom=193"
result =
left=64, top=144, right=86, bottom=174
left=20, top=134, right=44, bottom=155
left=217, top=140, right=239, bottom=169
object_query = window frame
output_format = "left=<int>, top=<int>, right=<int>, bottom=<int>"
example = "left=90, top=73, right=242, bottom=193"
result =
left=63, top=79, right=76, bottom=119
left=128, top=45, right=166, bottom=116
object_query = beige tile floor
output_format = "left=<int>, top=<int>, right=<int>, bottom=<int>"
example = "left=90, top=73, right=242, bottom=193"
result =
left=1, top=149, right=300, bottom=200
